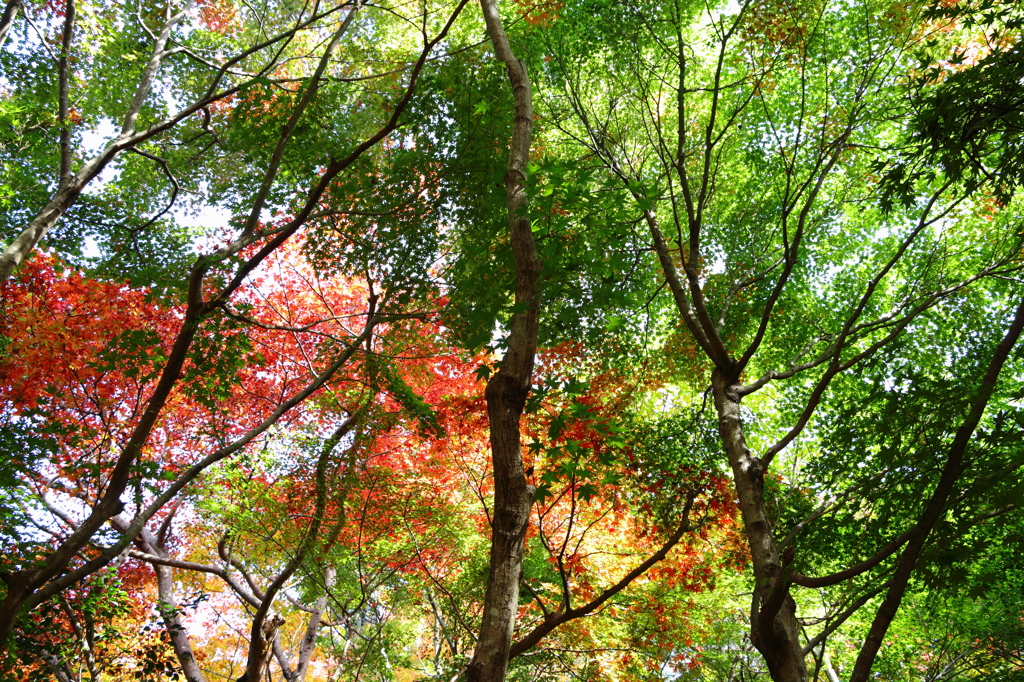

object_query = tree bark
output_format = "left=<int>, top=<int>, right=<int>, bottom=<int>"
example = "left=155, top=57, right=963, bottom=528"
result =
left=147, top=539, right=207, bottom=682
left=57, top=0, right=75, bottom=187
left=712, top=370, right=807, bottom=682
left=465, top=1, right=539, bottom=680
left=0, top=0, right=21, bottom=52
left=237, top=615, right=284, bottom=682
left=293, top=566, right=336, bottom=682
left=108, top=511, right=207, bottom=682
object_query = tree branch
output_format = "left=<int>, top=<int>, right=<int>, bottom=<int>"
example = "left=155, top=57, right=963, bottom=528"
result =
left=850, top=291, right=1024, bottom=682
left=509, top=494, right=698, bottom=659
left=791, top=529, right=912, bottom=589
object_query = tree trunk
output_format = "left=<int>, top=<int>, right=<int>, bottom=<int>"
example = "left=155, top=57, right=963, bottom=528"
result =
left=237, top=614, right=284, bottom=682
left=469, top=372, right=536, bottom=682
left=0, top=0, right=21, bottom=52
left=713, top=370, right=807, bottom=682
left=465, top=1, right=539, bottom=680
left=848, top=293, right=1024, bottom=682
left=154, top=558, right=207, bottom=682
left=294, top=565, right=337, bottom=681
left=112, top=513, right=207, bottom=682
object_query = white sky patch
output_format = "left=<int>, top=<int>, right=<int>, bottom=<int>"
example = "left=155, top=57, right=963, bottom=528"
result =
left=82, top=235, right=101, bottom=259
left=80, top=118, right=119, bottom=156
left=709, top=255, right=726, bottom=274
left=175, top=203, right=234, bottom=232
left=79, top=119, right=122, bottom=190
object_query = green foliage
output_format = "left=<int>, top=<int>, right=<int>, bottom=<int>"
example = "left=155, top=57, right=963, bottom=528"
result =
left=4, top=0, right=1024, bottom=678
left=880, top=0, right=1024, bottom=208
left=624, top=404, right=725, bottom=523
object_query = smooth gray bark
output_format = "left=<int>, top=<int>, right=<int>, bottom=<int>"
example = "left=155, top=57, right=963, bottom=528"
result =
left=712, top=371, right=807, bottom=682
left=465, top=1, right=540, bottom=680
left=143, top=533, right=208, bottom=682
left=293, top=566, right=337, bottom=682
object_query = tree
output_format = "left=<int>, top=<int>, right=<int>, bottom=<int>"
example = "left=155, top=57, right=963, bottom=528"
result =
left=0, top=0, right=475, bottom=648
left=3, top=0, right=1024, bottom=679
left=464, top=0, right=541, bottom=679
left=523, top=0, right=1024, bottom=679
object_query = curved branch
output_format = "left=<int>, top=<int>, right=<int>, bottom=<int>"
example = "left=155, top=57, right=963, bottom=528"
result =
left=0, top=0, right=22, bottom=51
left=509, top=494, right=698, bottom=659
left=790, top=529, right=911, bottom=589
left=128, top=148, right=181, bottom=231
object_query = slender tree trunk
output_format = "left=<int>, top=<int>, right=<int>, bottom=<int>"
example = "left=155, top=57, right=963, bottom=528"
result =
left=823, top=649, right=840, bottom=682
left=57, top=0, right=76, bottom=187
left=41, top=649, right=74, bottom=682
left=144, top=535, right=206, bottom=682
left=154, top=560, right=206, bottom=682
left=111, top=514, right=207, bottom=682
left=242, top=411, right=361, bottom=682
left=465, top=1, right=539, bottom=680
left=59, top=596, right=99, bottom=680
left=293, top=565, right=337, bottom=682
left=0, top=0, right=21, bottom=52
left=848, top=293, right=1024, bottom=682
left=713, top=370, right=807, bottom=682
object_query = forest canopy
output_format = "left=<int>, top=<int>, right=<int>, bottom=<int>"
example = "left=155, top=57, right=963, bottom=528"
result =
left=0, top=0, right=1022, bottom=680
